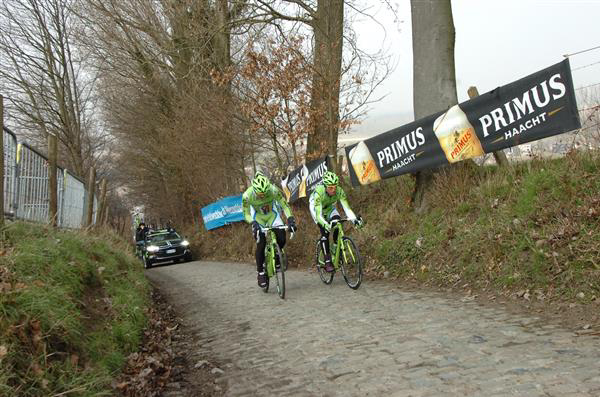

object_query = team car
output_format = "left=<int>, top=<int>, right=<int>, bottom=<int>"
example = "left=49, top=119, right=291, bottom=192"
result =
left=142, top=230, right=193, bottom=269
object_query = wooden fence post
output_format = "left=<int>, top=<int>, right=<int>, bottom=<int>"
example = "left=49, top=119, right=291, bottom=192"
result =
left=85, top=167, right=96, bottom=227
left=97, top=179, right=107, bottom=227
left=468, top=86, right=509, bottom=167
left=48, top=133, right=58, bottom=227
left=102, top=204, right=110, bottom=226
left=0, top=95, right=4, bottom=228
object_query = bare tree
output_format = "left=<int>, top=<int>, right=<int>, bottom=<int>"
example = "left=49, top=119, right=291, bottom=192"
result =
left=70, top=0, right=391, bottom=225
left=77, top=0, right=249, bottom=222
left=0, top=0, right=104, bottom=178
left=241, top=0, right=392, bottom=169
left=235, top=35, right=314, bottom=173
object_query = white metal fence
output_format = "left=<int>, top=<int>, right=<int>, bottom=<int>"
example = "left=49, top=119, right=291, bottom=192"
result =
left=3, top=127, right=97, bottom=228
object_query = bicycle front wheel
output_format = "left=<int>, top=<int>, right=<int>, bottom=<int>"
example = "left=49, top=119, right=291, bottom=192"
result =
left=315, top=240, right=334, bottom=285
left=340, top=236, right=362, bottom=290
left=274, top=244, right=286, bottom=299
left=262, top=250, right=270, bottom=293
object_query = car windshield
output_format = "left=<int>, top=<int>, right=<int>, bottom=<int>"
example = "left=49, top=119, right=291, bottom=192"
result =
left=147, top=232, right=180, bottom=243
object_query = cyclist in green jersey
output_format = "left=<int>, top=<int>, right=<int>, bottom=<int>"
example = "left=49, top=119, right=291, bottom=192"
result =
left=242, top=173, right=297, bottom=287
left=309, top=171, right=362, bottom=273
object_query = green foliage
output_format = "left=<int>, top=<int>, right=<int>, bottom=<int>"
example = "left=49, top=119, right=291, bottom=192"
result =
left=0, top=222, right=150, bottom=396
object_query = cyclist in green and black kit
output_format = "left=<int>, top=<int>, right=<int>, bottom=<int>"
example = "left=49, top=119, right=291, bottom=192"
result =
left=242, top=173, right=297, bottom=287
left=309, top=171, right=362, bottom=273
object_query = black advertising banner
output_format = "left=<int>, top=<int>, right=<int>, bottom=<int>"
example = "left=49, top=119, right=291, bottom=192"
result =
left=347, top=59, right=581, bottom=187
left=281, top=156, right=330, bottom=202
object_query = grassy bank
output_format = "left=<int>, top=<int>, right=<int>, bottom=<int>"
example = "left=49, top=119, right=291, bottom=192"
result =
left=0, top=222, right=150, bottom=396
left=193, top=150, right=599, bottom=303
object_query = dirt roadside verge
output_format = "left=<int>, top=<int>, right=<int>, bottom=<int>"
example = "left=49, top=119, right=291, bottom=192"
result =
left=115, top=288, right=226, bottom=397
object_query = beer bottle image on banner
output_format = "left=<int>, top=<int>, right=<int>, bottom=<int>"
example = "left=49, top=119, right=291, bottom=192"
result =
left=433, top=104, right=484, bottom=163
left=349, top=140, right=381, bottom=185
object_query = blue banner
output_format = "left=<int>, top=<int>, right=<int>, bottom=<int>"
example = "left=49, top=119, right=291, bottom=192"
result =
left=201, top=195, right=244, bottom=231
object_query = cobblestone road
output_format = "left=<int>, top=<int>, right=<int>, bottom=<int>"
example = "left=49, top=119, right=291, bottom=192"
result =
left=147, top=261, right=600, bottom=397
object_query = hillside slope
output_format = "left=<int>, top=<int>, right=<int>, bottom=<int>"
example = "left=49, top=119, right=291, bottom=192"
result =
left=194, top=150, right=599, bottom=308
left=0, top=223, right=150, bottom=396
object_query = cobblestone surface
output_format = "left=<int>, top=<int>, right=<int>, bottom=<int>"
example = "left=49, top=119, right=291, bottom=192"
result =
left=147, top=261, right=600, bottom=396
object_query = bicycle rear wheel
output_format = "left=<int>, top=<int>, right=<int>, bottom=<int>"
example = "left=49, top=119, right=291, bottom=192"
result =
left=315, top=240, right=334, bottom=285
left=274, top=244, right=286, bottom=299
left=340, top=236, right=362, bottom=290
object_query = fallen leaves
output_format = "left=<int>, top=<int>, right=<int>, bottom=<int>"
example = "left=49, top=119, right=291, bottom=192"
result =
left=113, top=289, right=226, bottom=396
left=114, top=290, right=201, bottom=396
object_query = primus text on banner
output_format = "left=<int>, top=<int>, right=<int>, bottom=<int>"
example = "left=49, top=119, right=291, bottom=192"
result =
left=281, top=156, right=330, bottom=202
left=346, top=59, right=580, bottom=186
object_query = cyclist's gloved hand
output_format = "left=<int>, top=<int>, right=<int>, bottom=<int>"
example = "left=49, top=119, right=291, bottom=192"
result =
left=251, top=221, right=260, bottom=237
left=322, top=221, right=331, bottom=233
left=353, top=216, right=364, bottom=228
left=287, top=216, right=297, bottom=233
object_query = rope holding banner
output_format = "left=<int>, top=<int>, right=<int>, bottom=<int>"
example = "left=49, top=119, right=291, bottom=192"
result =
left=563, top=44, right=600, bottom=58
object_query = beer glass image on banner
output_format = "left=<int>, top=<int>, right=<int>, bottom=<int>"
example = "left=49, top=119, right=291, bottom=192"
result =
left=299, top=165, right=309, bottom=198
left=433, top=104, right=484, bottom=163
left=282, top=177, right=291, bottom=202
left=281, top=156, right=331, bottom=203
left=349, top=140, right=381, bottom=185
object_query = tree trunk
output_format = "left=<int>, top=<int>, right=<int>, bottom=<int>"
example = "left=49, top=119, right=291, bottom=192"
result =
left=215, top=0, right=237, bottom=193
left=292, top=141, right=298, bottom=168
left=307, top=0, right=344, bottom=163
left=410, top=0, right=456, bottom=213
left=251, top=137, right=257, bottom=176
left=271, top=133, right=284, bottom=176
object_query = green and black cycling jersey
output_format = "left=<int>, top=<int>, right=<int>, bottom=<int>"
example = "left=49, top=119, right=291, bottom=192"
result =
left=309, top=184, right=357, bottom=228
left=242, top=184, right=293, bottom=226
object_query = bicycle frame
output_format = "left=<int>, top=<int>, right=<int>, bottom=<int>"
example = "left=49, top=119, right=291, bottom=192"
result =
left=329, top=219, right=356, bottom=271
left=257, top=225, right=293, bottom=277
left=315, top=217, right=362, bottom=289
left=265, top=229, right=278, bottom=277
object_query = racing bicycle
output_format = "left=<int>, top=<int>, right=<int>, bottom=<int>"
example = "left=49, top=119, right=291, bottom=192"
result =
left=314, top=218, right=362, bottom=289
left=257, top=225, right=294, bottom=299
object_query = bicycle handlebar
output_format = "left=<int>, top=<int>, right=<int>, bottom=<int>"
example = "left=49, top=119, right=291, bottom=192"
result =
left=330, top=218, right=350, bottom=223
left=255, top=225, right=295, bottom=243
left=329, top=217, right=363, bottom=229
left=330, top=218, right=358, bottom=225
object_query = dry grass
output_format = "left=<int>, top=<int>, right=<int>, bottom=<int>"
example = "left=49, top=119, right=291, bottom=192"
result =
left=0, top=222, right=150, bottom=396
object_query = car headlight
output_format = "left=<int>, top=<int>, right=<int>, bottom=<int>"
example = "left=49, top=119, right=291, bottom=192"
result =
left=181, top=240, right=190, bottom=247
left=147, top=245, right=159, bottom=253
